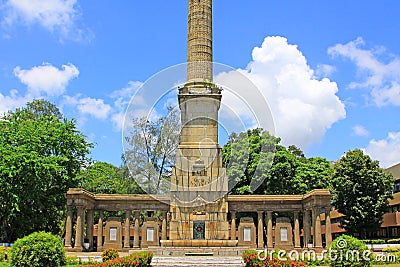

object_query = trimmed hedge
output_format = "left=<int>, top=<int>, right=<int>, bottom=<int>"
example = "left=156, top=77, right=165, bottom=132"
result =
left=0, top=247, right=11, bottom=262
left=10, top=232, right=66, bottom=267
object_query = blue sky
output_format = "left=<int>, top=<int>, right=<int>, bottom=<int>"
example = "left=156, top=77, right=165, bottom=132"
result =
left=0, top=0, right=400, bottom=168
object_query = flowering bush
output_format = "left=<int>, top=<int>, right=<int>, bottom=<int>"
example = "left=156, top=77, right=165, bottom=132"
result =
left=77, top=251, right=153, bottom=267
left=243, top=250, right=306, bottom=267
left=102, top=248, right=119, bottom=262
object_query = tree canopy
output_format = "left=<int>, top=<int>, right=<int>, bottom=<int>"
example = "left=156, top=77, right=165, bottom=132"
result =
left=222, top=129, right=332, bottom=195
left=123, top=108, right=180, bottom=194
left=331, top=149, right=394, bottom=237
left=0, top=100, right=92, bottom=242
left=78, top=161, right=143, bottom=194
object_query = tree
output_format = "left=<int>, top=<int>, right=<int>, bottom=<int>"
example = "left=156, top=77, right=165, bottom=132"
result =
left=78, top=161, right=143, bottom=194
left=124, top=107, right=180, bottom=194
left=222, top=129, right=332, bottom=195
left=0, top=100, right=92, bottom=242
left=331, top=149, right=394, bottom=237
left=222, top=129, right=278, bottom=194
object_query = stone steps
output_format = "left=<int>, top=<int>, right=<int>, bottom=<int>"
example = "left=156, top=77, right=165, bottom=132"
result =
left=148, top=246, right=250, bottom=257
left=151, top=256, right=244, bottom=267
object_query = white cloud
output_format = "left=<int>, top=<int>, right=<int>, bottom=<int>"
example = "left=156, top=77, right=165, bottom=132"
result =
left=363, top=132, right=400, bottom=168
left=2, top=0, right=90, bottom=41
left=63, top=95, right=111, bottom=120
left=110, top=81, right=143, bottom=131
left=315, top=64, right=336, bottom=78
left=216, top=36, right=346, bottom=148
left=329, top=37, right=400, bottom=106
left=352, top=125, right=369, bottom=137
left=0, top=89, right=31, bottom=115
left=14, top=63, right=79, bottom=96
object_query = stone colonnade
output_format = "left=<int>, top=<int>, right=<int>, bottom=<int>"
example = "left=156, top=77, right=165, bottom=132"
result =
left=227, top=207, right=332, bottom=249
left=65, top=188, right=331, bottom=251
left=64, top=207, right=168, bottom=251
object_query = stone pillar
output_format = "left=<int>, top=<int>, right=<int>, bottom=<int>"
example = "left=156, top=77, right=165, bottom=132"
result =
left=86, top=209, right=94, bottom=251
left=313, top=207, right=322, bottom=248
left=97, top=211, right=103, bottom=252
left=124, top=210, right=131, bottom=248
left=311, top=208, right=316, bottom=247
left=303, top=210, right=310, bottom=248
left=133, top=211, right=140, bottom=248
left=230, top=211, right=236, bottom=240
left=257, top=211, right=264, bottom=248
left=161, top=211, right=167, bottom=241
left=65, top=206, right=73, bottom=248
left=266, top=211, right=273, bottom=248
left=74, top=206, right=85, bottom=249
left=325, top=207, right=332, bottom=247
left=293, top=211, right=300, bottom=248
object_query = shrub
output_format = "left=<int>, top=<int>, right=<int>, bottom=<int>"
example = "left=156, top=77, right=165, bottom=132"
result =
left=0, top=247, right=11, bottom=262
left=10, top=232, right=66, bottom=267
left=328, top=235, right=372, bottom=267
left=382, top=247, right=400, bottom=253
left=388, top=238, right=400, bottom=244
left=76, top=251, right=153, bottom=267
left=102, top=248, right=119, bottom=262
left=361, top=239, right=386, bottom=244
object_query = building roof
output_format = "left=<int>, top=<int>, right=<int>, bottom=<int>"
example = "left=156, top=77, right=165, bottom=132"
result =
left=385, top=163, right=400, bottom=180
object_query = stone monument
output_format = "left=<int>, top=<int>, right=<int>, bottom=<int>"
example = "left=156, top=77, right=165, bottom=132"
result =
left=165, top=0, right=235, bottom=246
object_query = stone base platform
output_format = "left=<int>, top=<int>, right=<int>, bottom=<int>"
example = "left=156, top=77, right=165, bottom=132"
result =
left=151, top=256, right=244, bottom=267
left=148, top=246, right=249, bottom=257
left=160, top=240, right=238, bottom=247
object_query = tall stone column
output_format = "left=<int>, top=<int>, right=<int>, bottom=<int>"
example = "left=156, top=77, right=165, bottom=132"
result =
left=161, top=211, right=167, bottom=241
left=313, top=207, right=322, bottom=248
left=257, top=211, right=264, bottom=248
left=65, top=206, right=73, bottom=248
left=133, top=211, right=140, bottom=248
left=325, top=207, right=332, bottom=247
left=303, top=210, right=310, bottom=248
left=74, top=206, right=85, bottom=250
left=97, top=210, right=103, bottom=252
left=266, top=211, right=273, bottom=248
left=186, top=0, right=213, bottom=84
left=230, top=211, right=236, bottom=240
left=124, top=210, right=131, bottom=248
left=86, top=209, right=94, bottom=251
left=293, top=211, right=300, bottom=248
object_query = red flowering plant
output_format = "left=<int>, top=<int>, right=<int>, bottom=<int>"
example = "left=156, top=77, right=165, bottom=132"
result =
left=76, top=251, right=153, bottom=267
left=243, top=250, right=307, bottom=267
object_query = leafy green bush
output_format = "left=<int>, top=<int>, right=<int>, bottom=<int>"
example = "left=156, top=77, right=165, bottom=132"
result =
left=77, top=251, right=153, bottom=267
left=102, top=248, right=119, bottom=262
left=10, top=232, right=66, bottom=267
left=328, top=235, right=372, bottom=267
left=0, top=247, right=11, bottom=262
